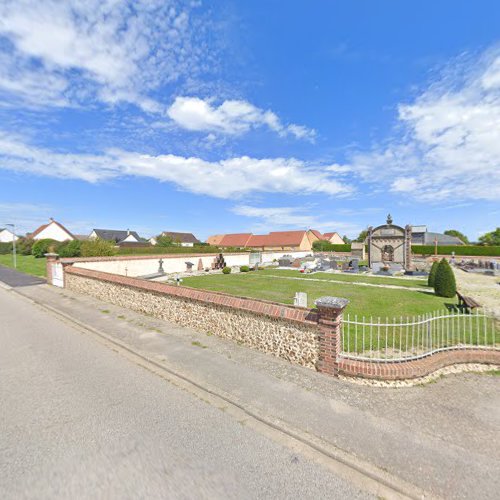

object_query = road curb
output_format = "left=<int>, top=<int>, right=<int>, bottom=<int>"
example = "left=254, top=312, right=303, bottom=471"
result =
left=9, top=286, right=432, bottom=500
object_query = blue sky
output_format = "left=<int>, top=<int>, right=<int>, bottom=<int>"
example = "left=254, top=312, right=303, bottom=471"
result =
left=0, top=0, right=499, bottom=240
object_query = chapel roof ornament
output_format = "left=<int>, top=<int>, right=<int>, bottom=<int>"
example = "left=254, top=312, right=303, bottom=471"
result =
left=386, top=213, right=393, bottom=225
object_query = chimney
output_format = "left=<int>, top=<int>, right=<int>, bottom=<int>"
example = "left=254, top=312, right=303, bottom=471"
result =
left=127, top=228, right=130, bottom=236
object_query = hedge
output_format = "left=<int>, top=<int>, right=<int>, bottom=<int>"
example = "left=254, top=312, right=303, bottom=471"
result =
left=411, top=245, right=500, bottom=257
left=313, top=243, right=500, bottom=256
left=313, top=242, right=352, bottom=252
left=0, top=242, right=13, bottom=255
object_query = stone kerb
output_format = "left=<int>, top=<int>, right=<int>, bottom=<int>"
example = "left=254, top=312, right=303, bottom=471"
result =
left=315, top=297, right=349, bottom=376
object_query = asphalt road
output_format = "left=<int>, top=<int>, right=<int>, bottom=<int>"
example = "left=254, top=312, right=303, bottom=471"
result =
left=0, top=285, right=370, bottom=499
left=0, top=264, right=45, bottom=287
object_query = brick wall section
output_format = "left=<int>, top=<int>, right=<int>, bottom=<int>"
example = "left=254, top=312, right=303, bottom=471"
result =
left=339, top=349, right=500, bottom=380
left=62, top=265, right=499, bottom=380
left=64, top=266, right=321, bottom=369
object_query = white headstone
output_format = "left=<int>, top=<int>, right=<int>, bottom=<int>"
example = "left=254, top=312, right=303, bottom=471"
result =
left=294, top=292, right=308, bottom=308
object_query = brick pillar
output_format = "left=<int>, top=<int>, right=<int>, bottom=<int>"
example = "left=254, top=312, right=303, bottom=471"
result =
left=315, top=296, right=349, bottom=376
left=45, top=253, right=59, bottom=285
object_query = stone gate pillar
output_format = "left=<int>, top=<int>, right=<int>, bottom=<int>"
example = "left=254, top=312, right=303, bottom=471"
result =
left=315, top=296, right=349, bottom=376
left=45, top=252, right=59, bottom=286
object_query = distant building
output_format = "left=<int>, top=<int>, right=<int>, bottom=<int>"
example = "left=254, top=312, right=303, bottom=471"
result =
left=322, top=232, right=345, bottom=244
left=214, top=229, right=321, bottom=252
left=28, top=218, right=75, bottom=242
left=218, top=233, right=253, bottom=248
left=152, top=231, right=200, bottom=247
left=89, top=229, right=144, bottom=245
left=0, top=227, right=19, bottom=243
left=206, top=234, right=225, bottom=246
left=411, top=225, right=464, bottom=246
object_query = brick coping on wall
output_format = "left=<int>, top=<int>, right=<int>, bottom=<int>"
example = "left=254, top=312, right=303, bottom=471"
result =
left=338, top=349, right=500, bottom=380
left=64, top=266, right=319, bottom=325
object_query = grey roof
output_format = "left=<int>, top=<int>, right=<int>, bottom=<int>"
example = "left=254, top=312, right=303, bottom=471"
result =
left=160, top=231, right=200, bottom=244
left=92, top=229, right=143, bottom=243
left=412, top=231, right=464, bottom=246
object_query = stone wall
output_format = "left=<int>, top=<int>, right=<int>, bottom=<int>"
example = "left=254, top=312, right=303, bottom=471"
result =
left=65, top=268, right=321, bottom=369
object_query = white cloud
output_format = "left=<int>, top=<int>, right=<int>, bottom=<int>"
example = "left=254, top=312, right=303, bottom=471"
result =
left=167, top=96, right=316, bottom=140
left=349, top=47, right=500, bottom=202
left=0, top=1, right=211, bottom=111
left=232, top=205, right=362, bottom=236
left=0, top=132, right=352, bottom=199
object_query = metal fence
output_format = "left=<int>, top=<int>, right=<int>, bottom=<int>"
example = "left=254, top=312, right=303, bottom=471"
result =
left=340, top=309, right=499, bottom=362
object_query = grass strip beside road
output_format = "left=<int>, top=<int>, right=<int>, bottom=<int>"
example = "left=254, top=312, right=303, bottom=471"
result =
left=0, top=255, right=47, bottom=277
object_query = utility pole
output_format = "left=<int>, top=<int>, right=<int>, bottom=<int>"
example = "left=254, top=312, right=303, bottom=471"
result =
left=5, top=223, right=16, bottom=268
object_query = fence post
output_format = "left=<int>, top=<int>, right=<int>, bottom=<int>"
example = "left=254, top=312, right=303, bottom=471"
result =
left=315, top=296, right=349, bottom=376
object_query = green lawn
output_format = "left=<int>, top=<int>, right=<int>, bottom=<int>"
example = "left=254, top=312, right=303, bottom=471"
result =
left=182, top=269, right=451, bottom=318
left=0, top=255, right=47, bottom=278
left=257, top=268, right=428, bottom=288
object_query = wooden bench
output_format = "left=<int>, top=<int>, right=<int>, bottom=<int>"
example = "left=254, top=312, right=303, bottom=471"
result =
left=456, top=291, right=481, bottom=312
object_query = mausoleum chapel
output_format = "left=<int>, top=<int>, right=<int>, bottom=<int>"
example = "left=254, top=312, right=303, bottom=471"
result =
left=367, top=214, right=412, bottom=270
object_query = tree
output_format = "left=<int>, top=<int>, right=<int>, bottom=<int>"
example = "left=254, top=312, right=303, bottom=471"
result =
left=355, top=230, right=368, bottom=243
left=342, top=235, right=351, bottom=244
left=478, top=227, right=500, bottom=246
left=433, top=259, right=456, bottom=298
left=156, top=235, right=174, bottom=247
left=428, top=260, right=439, bottom=287
left=444, top=229, right=469, bottom=244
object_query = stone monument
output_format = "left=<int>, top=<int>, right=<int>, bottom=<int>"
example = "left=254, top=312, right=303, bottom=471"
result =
left=367, top=214, right=412, bottom=270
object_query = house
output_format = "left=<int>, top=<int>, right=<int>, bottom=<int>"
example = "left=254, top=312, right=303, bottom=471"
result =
left=89, top=229, right=144, bottom=245
left=411, top=226, right=464, bottom=246
left=152, top=231, right=200, bottom=247
left=322, top=232, right=345, bottom=244
left=218, top=233, right=253, bottom=248
left=29, top=218, right=75, bottom=242
left=246, top=230, right=321, bottom=251
left=0, top=227, right=19, bottom=243
left=207, top=234, right=225, bottom=246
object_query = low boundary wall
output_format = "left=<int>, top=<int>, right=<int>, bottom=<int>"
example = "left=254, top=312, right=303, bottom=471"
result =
left=63, top=250, right=311, bottom=277
left=52, top=258, right=500, bottom=381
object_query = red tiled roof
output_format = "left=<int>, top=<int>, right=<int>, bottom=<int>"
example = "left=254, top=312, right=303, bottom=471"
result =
left=309, top=229, right=323, bottom=240
left=219, top=233, right=252, bottom=247
left=30, top=219, right=75, bottom=239
left=247, top=230, right=307, bottom=247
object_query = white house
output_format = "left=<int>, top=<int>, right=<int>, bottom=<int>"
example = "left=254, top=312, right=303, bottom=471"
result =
left=29, top=219, right=75, bottom=242
left=0, top=227, right=19, bottom=243
left=89, top=229, right=144, bottom=244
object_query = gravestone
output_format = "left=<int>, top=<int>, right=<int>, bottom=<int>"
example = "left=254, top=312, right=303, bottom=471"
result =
left=158, top=258, right=165, bottom=275
left=197, top=258, right=203, bottom=271
left=294, top=292, right=308, bottom=308
left=185, top=261, right=194, bottom=273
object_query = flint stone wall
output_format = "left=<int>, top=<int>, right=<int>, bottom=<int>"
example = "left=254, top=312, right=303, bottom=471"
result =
left=65, top=272, right=320, bottom=369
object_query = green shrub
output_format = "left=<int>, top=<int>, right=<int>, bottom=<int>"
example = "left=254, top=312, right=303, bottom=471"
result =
left=240, top=265, right=250, bottom=272
left=80, top=239, right=117, bottom=257
left=433, top=259, right=457, bottom=298
left=412, top=245, right=500, bottom=257
left=58, top=240, right=82, bottom=258
left=222, top=266, right=231, bottom=274
left=32, top=238, right=59, bottom=258
left=0, top=242, right=13, bottom=254
left=428, top=260, right=439, bottom=287
left=17, top=237, right=34, bottom=256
